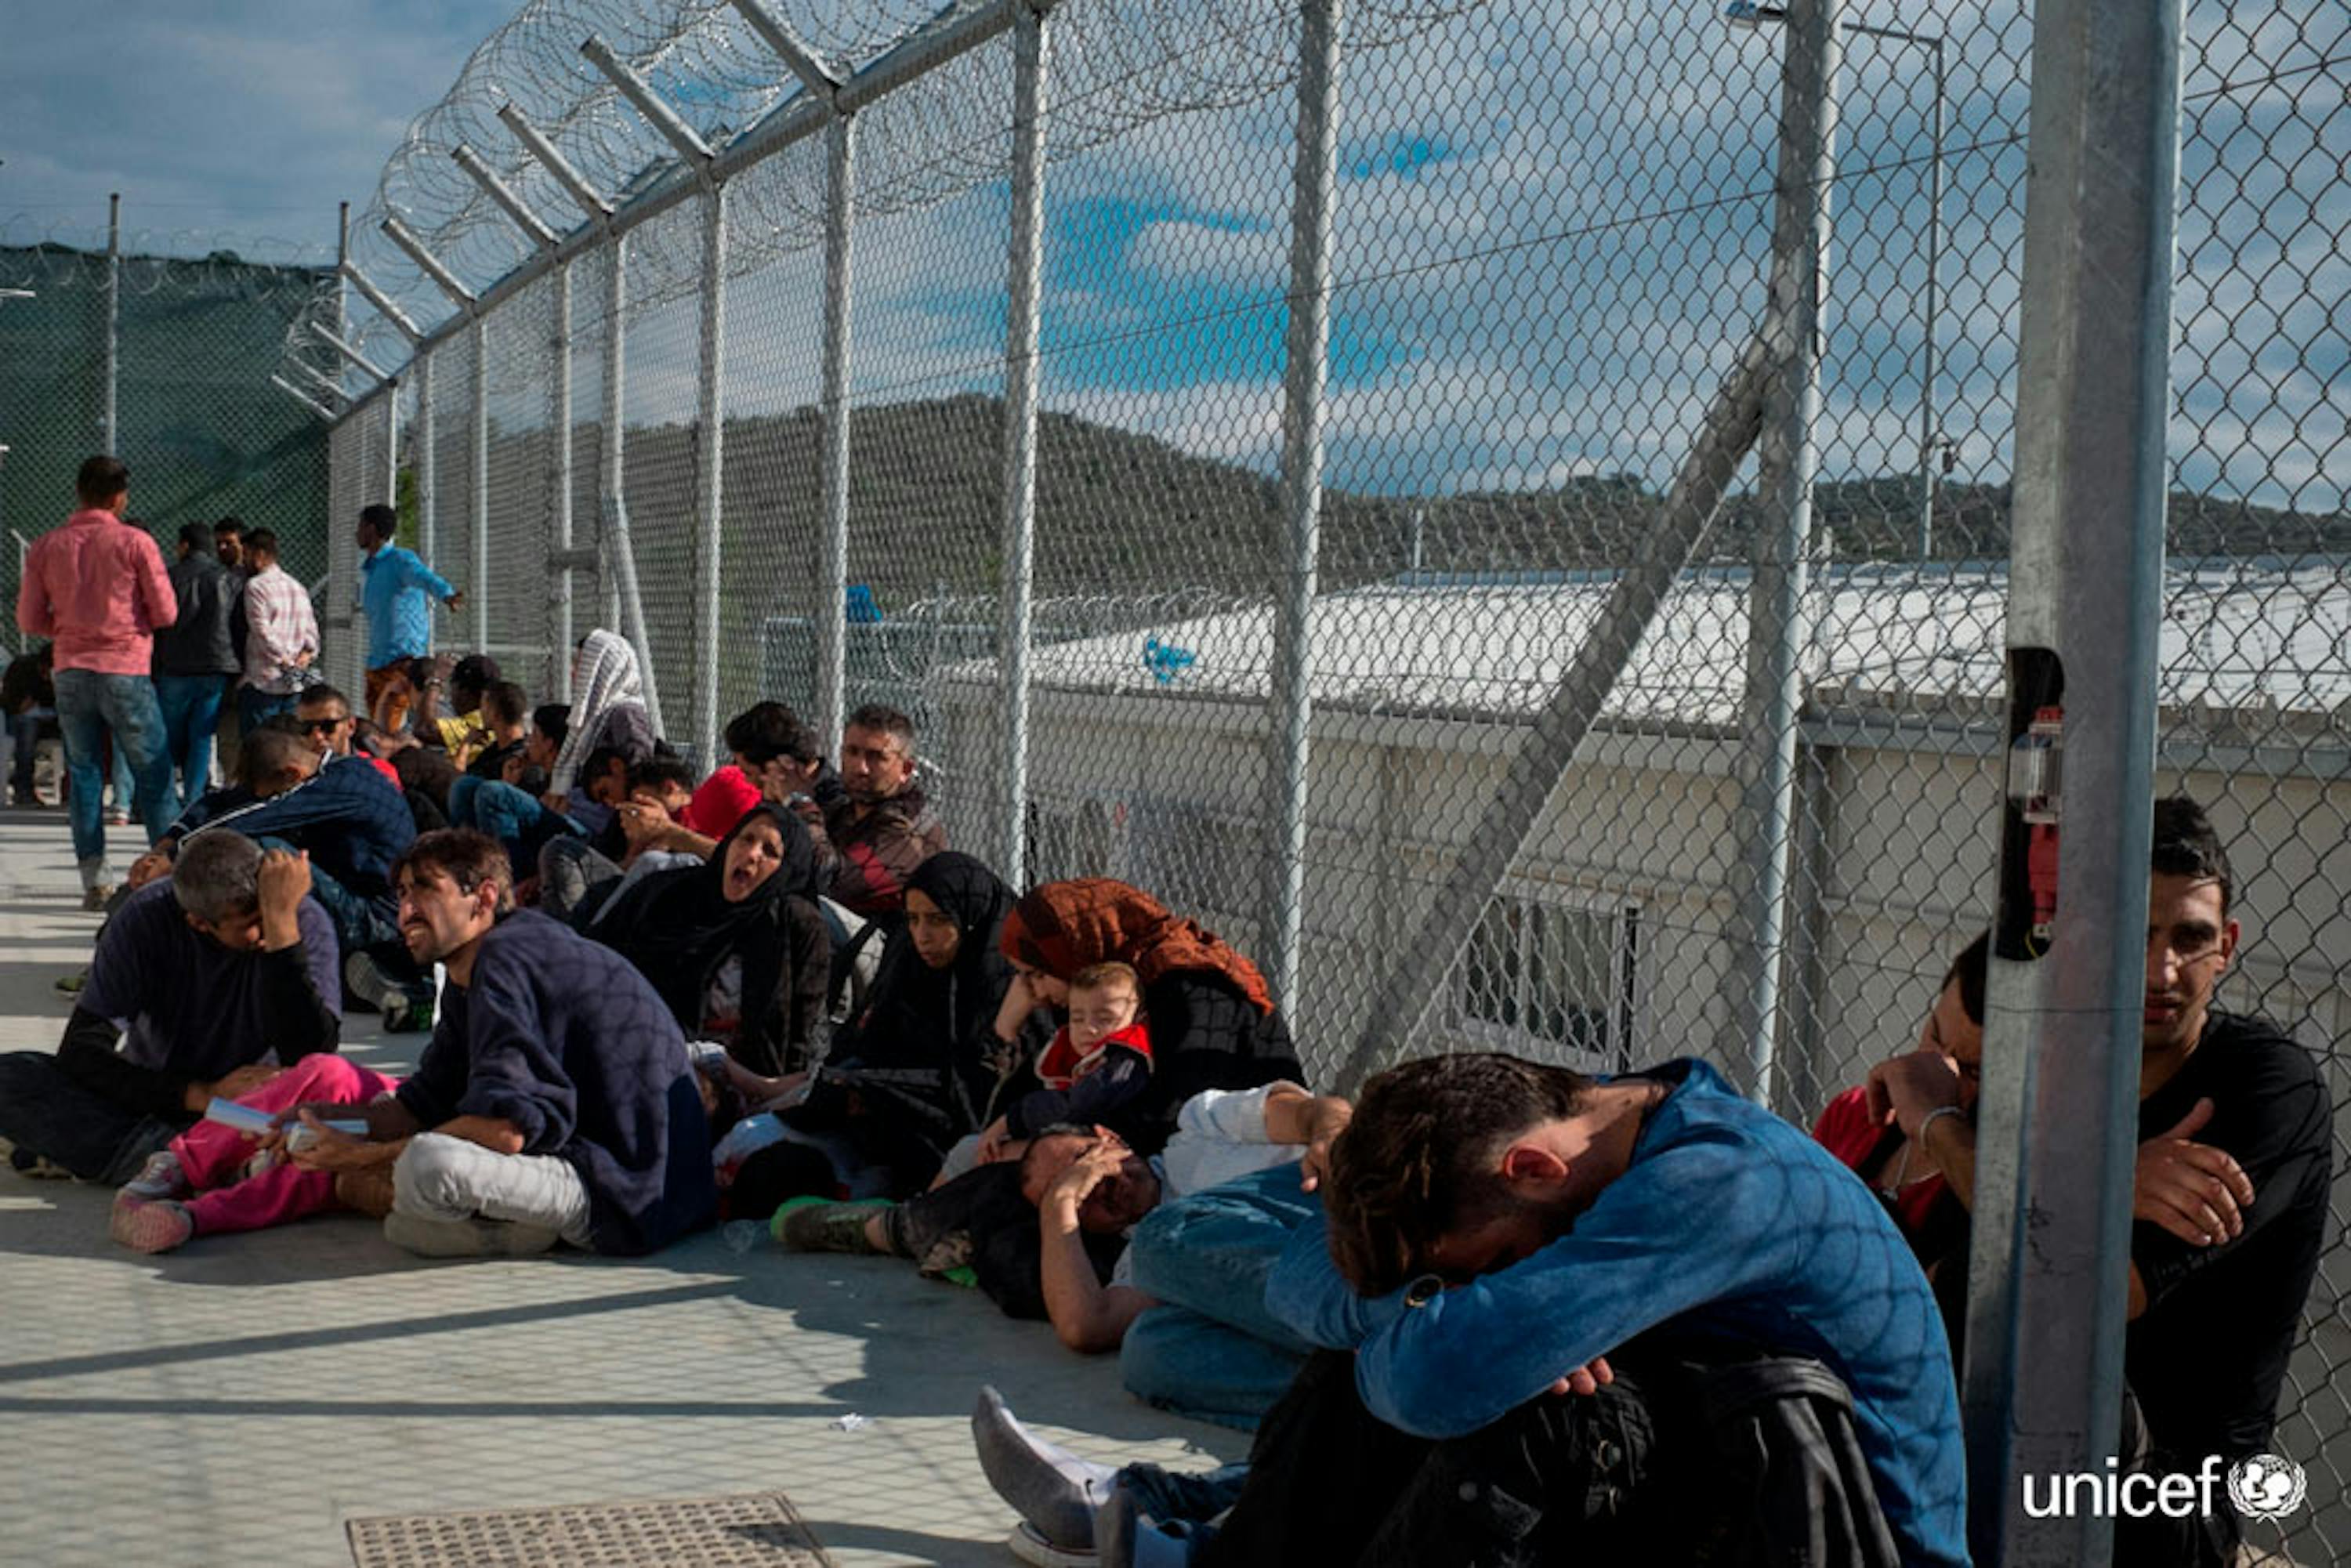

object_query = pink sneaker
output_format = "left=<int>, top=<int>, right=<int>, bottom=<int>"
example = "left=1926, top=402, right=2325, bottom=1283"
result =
left=110, top=1195, right=194, bottom=1254
left=121, top=1150, right=190, bottom=1201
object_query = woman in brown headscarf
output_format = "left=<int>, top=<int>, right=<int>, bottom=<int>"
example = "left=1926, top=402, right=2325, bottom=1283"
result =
left=994, top=878, right=1299, bottom=1156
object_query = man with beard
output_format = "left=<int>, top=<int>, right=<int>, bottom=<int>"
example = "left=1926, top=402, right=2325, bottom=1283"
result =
left=274, top=828, right=715, bottom=1258
left=1867, top=796, right=2329, bottom=1565
left=770, top=702, right=946, bottom=922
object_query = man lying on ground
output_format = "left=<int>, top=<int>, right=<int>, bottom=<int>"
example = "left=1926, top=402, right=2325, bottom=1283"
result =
left=789, top=1079, right=1350, bottom=1434
left=0, top=832, right=339, bottom=1183
left=272, top=828, right=716, bottom=1259
left=978, top=1049, right=1967, bottom=1567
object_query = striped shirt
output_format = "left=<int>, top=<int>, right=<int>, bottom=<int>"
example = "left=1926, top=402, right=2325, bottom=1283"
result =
left=241, top=563, right=319, bottom=693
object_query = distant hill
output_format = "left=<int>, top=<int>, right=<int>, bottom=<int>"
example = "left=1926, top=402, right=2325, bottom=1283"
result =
left=487, top=392, right=2348, bottom=623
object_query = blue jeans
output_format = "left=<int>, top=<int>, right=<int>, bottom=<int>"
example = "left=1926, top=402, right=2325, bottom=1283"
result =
left=449, top=776, right=581, bottom=870
left=1118, top=1162, right=1320, bottom=1430
left=154, top=673, right=226, bottom=815
left=253, top=835, right=398, bottom=957
left=7, top=708, right=49, bottom=799
left=54, top=668, right=173, bottom=885
left=237, top=686, right=299, bottom=735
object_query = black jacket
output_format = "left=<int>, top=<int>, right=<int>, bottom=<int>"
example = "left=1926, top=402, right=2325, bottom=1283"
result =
left=151, top=553, right=244, bottom=677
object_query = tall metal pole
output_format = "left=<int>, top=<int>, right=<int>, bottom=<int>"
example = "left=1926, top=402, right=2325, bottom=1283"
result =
left=1264, top=0, right=1343, bottom=1019
left=1916, top=37, right=1946, bottom=559
left=600, top=243, right=630, bottom=693
left=815, top=115, right=857, bottom=751
left=997, top=2, right=1050, bottom=885
left=470, top=317, right=490, bottom=651
left=1730, top=0, right=1840, bottom=1107
left=418, top=350, right=437, bottom=564
left=101, top=194, right=121, bottom=455
left=694, top=185, right=728, bottom=770
left=383, top=382, right=400, bottom=508
left=552, top=263, right=576, bottom=697
left=330, top=201, right=355, bottom=685
left=599, top=237, right=663, bottom=733
left=1961, top=0, right=2185, bottom=1558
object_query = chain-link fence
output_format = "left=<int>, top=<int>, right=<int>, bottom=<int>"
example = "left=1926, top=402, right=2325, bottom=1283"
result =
left=306, top=0, right=2345, bottom=1555
left=0, top=217, right=336, bottom=645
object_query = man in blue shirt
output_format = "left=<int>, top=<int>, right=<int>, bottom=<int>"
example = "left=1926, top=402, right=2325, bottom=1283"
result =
left=355, top=503, right=461, bottom=726
left=981, top=1052, right=1970, bottom=1566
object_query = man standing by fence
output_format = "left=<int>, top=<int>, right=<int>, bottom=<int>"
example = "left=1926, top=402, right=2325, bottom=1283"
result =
left=356, top=503, right=462, bottom=732
left=150, top=520, right=244, bottom=813
left=236, top=528, right=319, bottom=733
left=15, top=456, right=178, bottom=909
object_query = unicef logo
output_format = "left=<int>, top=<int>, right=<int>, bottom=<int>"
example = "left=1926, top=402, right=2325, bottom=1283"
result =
left=2226, top=1454, right=2306, bottom=1520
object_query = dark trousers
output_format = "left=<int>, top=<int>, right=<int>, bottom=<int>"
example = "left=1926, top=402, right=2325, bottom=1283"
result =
left=1148, top=1349, right=1668, bottom=1568
left=0, top=1052, right=183, bottom=1184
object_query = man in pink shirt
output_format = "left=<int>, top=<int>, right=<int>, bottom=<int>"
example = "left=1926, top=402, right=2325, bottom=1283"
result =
left=16, top=455, right=179, bottom=907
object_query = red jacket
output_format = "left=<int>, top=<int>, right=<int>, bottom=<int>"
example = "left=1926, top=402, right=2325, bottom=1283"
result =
left=17, top=510, right=177, bottom=675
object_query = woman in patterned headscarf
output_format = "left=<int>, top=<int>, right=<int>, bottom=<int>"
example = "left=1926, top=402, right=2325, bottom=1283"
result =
left=995, top=878, right=1299, bottom=1156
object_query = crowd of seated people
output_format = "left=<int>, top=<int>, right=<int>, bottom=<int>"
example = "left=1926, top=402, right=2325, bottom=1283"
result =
left=0, top=528, right=2325, bottom=1568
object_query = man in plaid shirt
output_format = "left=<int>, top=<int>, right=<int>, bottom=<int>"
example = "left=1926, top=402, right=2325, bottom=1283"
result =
left=236, top=529, right=319, bottom=733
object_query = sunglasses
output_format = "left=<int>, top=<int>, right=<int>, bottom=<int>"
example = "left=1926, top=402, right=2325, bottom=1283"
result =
left=299, top=715, right=347, bottom=733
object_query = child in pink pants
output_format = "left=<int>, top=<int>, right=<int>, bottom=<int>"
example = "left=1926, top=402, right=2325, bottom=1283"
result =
left=110, top=1055, right=400, bottom=1253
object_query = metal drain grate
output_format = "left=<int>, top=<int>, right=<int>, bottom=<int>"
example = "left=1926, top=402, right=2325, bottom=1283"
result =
left=346, top=1491, right=833, bottom=1568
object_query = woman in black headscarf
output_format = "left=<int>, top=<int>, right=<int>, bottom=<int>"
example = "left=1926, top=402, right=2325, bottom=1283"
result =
left=592, top=802, right=831, bottom=1077
left=730, top=851, right=1049, bottom=1212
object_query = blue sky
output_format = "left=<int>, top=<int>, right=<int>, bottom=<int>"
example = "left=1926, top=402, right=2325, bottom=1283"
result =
left=5, top=1, right=2341, bottom=513
left=0, top=1, right=513, bottom=258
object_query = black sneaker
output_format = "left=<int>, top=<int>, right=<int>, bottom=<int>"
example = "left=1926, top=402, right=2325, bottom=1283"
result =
left=346, top=951, right=433, bottom=1032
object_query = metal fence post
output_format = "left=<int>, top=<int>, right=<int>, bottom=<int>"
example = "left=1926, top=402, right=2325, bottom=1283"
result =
left=1916, top=38, right=1946, bottom=559
left=694, top=186, right=728, bottom=769
left=470, top=317, right=490, bottom=651
left=552, top=262, right=575, bottom=696
left=101, top=194, right=120, bottom=456
left=418, top=349, right=437, bottom=563
left=816, top=114, right=857, bottom=752
left=383, top=385, right=400, bottom=508
left=1730, top=0, right=1840, bottom=1106
left=1265, top=0, right=1344, bottom=1019
left=597, top=240, right=665, bottom=735
left=1961, top=0, right=2186, bottom=1558
left=998, top=1, right=1050, bottom=886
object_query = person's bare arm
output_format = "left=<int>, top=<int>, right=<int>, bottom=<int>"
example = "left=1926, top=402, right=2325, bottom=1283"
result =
left=1911, top=1103, right=1978, bottom=1209
left=1882, top=1052, right=2171, bottom=1320
left=653, top=822, right=718, bottom=858
left=436, top=1114, right=527, bottom=1155
left=281, top=1096, right=422, bottom=1171
left=1038, top=1143, right=1157, bottom=1353
left=1259, top=1084, right=1355, bottom=1191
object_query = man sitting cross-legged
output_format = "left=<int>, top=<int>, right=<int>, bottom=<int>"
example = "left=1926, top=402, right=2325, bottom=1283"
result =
left=0, top=832, right=339, bottom=1184
left=272, top=828, right=717, bottom=1258
left=978, top=1050, right=1968, bottom=1567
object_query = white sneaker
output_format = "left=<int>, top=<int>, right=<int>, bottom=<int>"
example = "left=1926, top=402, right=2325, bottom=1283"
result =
left=1008, top=1522, right=1097, bottom=1568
